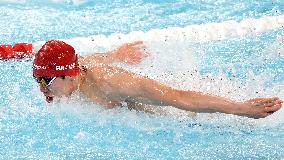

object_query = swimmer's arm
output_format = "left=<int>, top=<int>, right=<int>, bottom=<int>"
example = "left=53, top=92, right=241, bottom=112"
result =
left=95, top=65, right=242, bottom=115
left=131, top=79, right=281, bottom=118
left=127, top=78, right=244, bottom=116
left=126, top=100, right=197, bottom=117
left=82, top=52, right=117, bottom=64
left=129, top=76, right=282, bottom=119
left=82, top=41, right=146, bottom=65
left=96, top=65, right=282, bottom=118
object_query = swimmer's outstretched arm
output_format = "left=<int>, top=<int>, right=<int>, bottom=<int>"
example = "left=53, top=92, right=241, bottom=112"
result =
left=81, top=41, right=147, bottom=65
left=93, top=65, right=282, bottom=119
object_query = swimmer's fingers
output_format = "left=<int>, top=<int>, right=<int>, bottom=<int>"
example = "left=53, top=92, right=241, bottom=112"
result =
left=132, top=45, right=150, bottom=59
left=134, top=43, right=148, bottom=55
left=264, top=103, right=282, bottom=113
left=126, top=41, right=147, bottom=53
left=278, top=99, right=283, bottom=104
left=137, top=48, right=150, bottom=58
left=260, top=99, right=282, bottom=106
left=260, top=102, right=275, bottom=107
left=133, top=41, right=147, bottom=50
left=249, top=97, right=281, bottom=106
left=250, top=97, right=279, bottom=105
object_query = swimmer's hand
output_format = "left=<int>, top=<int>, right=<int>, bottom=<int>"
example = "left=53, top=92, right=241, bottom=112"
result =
left=239, top=97, right=282, bottom=118
left=113, top=41, right=149, bottom=65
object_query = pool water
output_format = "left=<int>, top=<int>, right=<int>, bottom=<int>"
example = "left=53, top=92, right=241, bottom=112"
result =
left=0, top=0, right=284, bottom=159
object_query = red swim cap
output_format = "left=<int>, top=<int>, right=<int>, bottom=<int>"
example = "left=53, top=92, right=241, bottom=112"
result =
left=33, top=40, right=80, bottom=77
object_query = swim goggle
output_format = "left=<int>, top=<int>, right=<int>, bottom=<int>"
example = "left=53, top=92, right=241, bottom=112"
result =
left=33, top=76, right=57, bottom=88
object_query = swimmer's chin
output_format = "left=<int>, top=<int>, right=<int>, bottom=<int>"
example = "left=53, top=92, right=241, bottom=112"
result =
left=46, top=96, right=54, bottom=103
left=45, top=95, right=71, bottom=103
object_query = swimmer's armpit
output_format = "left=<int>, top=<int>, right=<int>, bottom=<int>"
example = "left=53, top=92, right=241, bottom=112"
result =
left=125, top=99, right=197, bottom=118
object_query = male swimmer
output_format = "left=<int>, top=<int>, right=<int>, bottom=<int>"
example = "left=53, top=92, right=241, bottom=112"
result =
left=33, top=40, right=282, bottom=119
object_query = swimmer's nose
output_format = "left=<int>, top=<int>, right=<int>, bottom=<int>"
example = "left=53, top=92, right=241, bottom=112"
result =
left=39, top=85, right=49, bottom=93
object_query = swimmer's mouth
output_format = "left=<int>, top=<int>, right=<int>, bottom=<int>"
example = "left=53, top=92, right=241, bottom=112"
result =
left=46, top=96, right=53, bottom=103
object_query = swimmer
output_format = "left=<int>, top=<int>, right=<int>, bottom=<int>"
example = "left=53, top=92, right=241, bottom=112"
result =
left=33, top=40, right=282, bottom=119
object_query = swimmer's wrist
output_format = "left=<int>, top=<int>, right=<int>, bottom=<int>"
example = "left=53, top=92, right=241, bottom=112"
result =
left=217, top=101, right=244, bottom=116
left=232, top=102, right=250, bottom=117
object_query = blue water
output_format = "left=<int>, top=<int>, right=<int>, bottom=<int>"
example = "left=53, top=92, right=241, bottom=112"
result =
left=0, top=0, right=284, bottom=159
left=1, top=0, right=284, bottom=43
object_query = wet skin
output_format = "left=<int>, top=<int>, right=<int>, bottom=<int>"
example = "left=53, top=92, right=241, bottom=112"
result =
left=35, top=41, right=283, bottom=119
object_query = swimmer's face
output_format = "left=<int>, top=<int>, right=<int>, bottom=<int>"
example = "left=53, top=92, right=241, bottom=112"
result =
left=34, top=76, right=75, bottom=102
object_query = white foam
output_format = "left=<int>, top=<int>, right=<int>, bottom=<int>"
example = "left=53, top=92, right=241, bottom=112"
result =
left=31, top=15, right=284, bottom=123
left=263, top=35, right=284, bottom=58
left=32, top=15, right=284, bottom=54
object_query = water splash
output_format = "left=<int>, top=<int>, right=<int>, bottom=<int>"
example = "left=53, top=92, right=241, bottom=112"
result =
left=0, top=5, right=283, bottom=159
